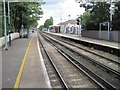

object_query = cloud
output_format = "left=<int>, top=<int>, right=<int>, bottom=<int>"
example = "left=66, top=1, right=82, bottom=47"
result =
left=37, top=0, right=85, bottom=27
left=59, top=0, right=85, bottom=20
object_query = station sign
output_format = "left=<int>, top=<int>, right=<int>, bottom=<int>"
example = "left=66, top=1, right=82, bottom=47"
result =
left=101, top=22, right=109, bottom=26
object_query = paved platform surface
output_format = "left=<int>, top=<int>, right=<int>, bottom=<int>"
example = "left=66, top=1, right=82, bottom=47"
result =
left=19, top=32, right=51, bottom=88
left=2, top=36, right=31, bottom=88
left=2, top=32, right=51, bottom=88
left=45, top=32, right=120, bottom=49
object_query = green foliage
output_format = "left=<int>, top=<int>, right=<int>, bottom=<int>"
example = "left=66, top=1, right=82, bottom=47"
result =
left=2, top=1, right=45, bottom=36
left=113, top=2, right=120, bottom=30
left=39, top=25, right=44, bottom=30
left=80, top=2, right=120, bottom=30
left=44, top=16, right=53, bottom=28
left=80, top=12, right=95, bottom=30
left=10, top=2, right=45, bottom=32
left=0, top=1, right=2, bottom=37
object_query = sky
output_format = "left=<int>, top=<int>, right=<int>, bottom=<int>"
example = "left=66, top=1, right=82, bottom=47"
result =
left=37, top=0, right=85, bottom=27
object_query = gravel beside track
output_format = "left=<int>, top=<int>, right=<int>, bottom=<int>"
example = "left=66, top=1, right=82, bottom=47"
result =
left=42, top=32, right=120, bottom=89
left=38, top=34, right=63, bottom=88
left=44, top=32, right=119, bottom=64
left=54, top=37, right=119, bottom=72
left=38, top=32, right=101, bottom=89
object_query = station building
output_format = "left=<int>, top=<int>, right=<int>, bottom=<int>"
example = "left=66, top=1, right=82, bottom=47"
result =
left=58, top=19, right=82, bottom=35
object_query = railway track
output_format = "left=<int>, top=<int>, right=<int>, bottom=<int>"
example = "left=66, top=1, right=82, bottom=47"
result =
left=40, top=32, right=120, bottom=90
left=38, top=35, right=64, bottom=88
left=42, top=33, right=120, bottom=74
left=38, top=32, right=105, bottom=89
left=43, top=32, right=120, bottom=66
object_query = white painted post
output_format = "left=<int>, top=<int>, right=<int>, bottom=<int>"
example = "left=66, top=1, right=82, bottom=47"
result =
left=4, top=0, right=8, bottom=50
left=99, top=23, right=101, bottom=39
left=108, top=22, right=110, bottom=40
left=8, top=0, right=10, bottom=24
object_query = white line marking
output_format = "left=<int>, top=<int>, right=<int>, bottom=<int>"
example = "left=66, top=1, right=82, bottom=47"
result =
left=36, top=32, right=52, bottom=88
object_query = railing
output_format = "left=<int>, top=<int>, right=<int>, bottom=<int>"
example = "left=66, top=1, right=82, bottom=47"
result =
left=0, top=33, right=19, bottom=48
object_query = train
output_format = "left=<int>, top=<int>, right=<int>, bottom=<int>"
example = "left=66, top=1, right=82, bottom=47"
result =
left=48, top=25, right=60, bottom=33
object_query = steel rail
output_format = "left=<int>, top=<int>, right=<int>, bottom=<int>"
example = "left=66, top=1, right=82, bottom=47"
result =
left=52, top=36, right=120, bottom=65
left=38, top=34, right=69, bottom=89
left=43, top=32, right=119, bottom=56
left=43, top=33, right=120, bottom=77
left=42, top=33, right=117, bottom=90
left=43, top=32, right=120, bottom=65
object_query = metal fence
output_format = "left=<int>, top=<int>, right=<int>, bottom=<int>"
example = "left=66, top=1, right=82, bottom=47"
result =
left=81, top=30, right=120, bottom=43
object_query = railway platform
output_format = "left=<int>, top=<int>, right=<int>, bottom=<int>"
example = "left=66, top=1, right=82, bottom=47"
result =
left=44, top=32, right=120, bottom=56
left=2, top=32, right=51, bottom=88
left=45, top=32, right=119, bottom=49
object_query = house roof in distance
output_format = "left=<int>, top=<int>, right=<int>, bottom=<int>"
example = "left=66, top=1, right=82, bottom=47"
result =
left=58, top=19, right=77, bottom=25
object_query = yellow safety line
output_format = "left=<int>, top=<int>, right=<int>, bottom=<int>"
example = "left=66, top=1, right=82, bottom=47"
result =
left=91, top=40, right=119, bottom=47
left=47, top=32, right=119, bottom=47
left=14, top=38, right=32, bottom=89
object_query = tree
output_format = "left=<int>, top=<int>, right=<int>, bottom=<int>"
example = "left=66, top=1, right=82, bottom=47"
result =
left=44, top=16, right=53, bottom=28
left=79, top=2, right=120, bottom=30
left=80, top=2, right=110, bottom=30
left=2, top=1, right=45, bottom=36
left=80, top=12, right=94, bottom=30
left=113, top=2, right=120, bottom=30
left=39, top=25, right=44, bottom=30
left=10, top=2, right=45, bottom=32
left=0, top=1, right=2, bottom=37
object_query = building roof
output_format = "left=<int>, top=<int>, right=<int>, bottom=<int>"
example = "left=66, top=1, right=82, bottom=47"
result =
left=58, top=19, right=77, bottom=25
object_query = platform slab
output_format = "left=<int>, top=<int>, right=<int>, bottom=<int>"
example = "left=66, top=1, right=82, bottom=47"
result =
left=2, top=36, right=31, bottom=88
left=19, top=32, right=51, bottom=88
left=45, top=32, right=120, bottom=49
left=2, top=32, right=51, bottom=88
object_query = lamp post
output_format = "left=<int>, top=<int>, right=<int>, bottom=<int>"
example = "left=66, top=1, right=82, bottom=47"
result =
left=75, top=0, right=84, bottom=36
left=8, top=0, right=11, bottom=46
left=68, top=14, right=70, bottom=20
left=4, top=0, right=8, bottom=50
left=76, top=17, right=82, bottom=35
left=109, top=1, right=115, bottom=41
left=8, top=0, right=10, bottom=24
